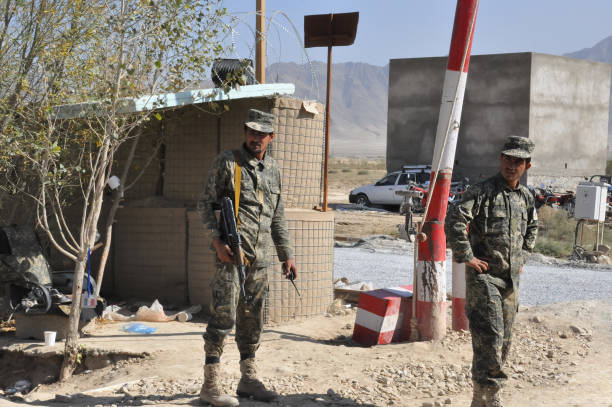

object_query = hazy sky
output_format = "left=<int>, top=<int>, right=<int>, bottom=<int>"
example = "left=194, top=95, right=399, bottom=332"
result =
left=225, top=1, right=612, bottom=66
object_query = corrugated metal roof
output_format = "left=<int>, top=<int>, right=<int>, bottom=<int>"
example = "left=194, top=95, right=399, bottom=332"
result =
left=53, top=83, right=295, bottom=119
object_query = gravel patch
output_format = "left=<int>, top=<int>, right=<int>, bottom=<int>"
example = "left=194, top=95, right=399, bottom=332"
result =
left=334, top=239, right=612, bottom=306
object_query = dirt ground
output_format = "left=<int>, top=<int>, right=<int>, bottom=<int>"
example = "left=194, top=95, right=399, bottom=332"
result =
left=1, top=166, right=611, bottom=406
left=1, top=301, right=610, bottom=406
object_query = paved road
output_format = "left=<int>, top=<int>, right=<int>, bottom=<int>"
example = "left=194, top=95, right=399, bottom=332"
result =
left=334, top=247, right=612, bottom=306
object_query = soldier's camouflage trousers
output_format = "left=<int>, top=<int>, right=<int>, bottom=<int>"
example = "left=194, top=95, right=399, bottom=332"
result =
left=466, top=269, right=518, bottom=389
left=203, top=263, right=268, bottom=359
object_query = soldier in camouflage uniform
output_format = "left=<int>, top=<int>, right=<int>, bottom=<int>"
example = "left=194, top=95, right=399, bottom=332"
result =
left=197, top=109, right=297, bottom=407
left=445, top=136, right=538, bottom=407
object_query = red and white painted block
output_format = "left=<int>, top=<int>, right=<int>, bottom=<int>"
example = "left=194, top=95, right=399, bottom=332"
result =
left=452, top=259, right=469, bottom=331
left=352, top=285, right=414, bottom=346
left=352, top=289, right=401, bottom=346
left=385, top=285, right=414, bottom=342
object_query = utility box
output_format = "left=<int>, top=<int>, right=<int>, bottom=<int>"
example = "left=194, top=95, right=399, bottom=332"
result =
left=574, top=182, right=608, bottom=221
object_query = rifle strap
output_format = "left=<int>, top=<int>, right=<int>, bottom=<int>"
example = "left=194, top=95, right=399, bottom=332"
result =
left=233, top=151, right=241, bottom=226
left=233, top=151, right=250, bottom=267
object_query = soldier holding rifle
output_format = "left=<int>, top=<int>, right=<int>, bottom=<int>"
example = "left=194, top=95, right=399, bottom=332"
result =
left=198, top=109, right=297, bottom=406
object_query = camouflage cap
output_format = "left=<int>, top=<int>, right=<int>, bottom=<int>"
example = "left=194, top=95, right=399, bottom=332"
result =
left=501, top=135, right=535, bottom=159
left=245, top=109, right=274, bottom=133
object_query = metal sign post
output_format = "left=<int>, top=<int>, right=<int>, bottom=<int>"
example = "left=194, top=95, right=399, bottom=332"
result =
left=304, top=12, right=359, bottom=212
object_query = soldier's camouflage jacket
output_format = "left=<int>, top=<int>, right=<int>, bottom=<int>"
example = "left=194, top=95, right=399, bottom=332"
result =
left=198, top=145, right=293, bottom=267
left=445, top=173, right=538, bottom=290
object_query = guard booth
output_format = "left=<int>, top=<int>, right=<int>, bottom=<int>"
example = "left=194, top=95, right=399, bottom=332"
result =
left=65, top=84, right=335, bottom=324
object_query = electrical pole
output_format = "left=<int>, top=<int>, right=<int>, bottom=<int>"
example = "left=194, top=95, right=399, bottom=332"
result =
left=256, top=0, right=265, bottom=84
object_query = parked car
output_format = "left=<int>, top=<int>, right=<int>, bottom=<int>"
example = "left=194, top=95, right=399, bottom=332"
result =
left=349, top=165, right=469, bottom=210
left=349, top=166, right=432, bottom=207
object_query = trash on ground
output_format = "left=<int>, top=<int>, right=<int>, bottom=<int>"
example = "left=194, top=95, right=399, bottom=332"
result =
left=122, top=323, right=157, bottom=334
left=333, top=277, right=374, bottom=304
left=1, top=319, right=15, bottom=333
left=101, top=300, right=201, bottom=322
left=5, top=379, right=31, bottom=395
left=135, top=299, right=170, bottom=322
left=327, top=298, right=350, bottom=316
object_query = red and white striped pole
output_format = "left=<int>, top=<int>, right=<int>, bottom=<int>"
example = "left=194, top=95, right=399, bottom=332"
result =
left=451, top=258, right=469, bottom=330
left=416, top=0, right=479, bottom=340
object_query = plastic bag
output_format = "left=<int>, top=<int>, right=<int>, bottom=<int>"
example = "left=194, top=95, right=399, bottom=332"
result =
left=101, top=304, right=135, bottom=321
left=6, top=379, right=32, bottom=395
left=102, top=300, right=201, bottom=323
left=122, top=323, right=157, bottom=334
left=135, top=299, right=172, bottom=322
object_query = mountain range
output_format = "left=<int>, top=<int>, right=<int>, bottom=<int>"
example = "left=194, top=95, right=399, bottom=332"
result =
left=267, top=61, right=389, bottom=157
left=267, top=35, right=612, bottom=158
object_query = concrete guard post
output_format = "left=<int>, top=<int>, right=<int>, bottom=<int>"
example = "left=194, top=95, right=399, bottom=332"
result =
left=416, top=0, right=479, bottom=340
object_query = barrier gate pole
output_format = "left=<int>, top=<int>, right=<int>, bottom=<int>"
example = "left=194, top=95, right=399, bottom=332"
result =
left=416, top=0, right=479, bottom=340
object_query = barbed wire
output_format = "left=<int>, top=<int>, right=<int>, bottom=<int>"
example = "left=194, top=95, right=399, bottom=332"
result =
left=227, top=10, right=321, bottom=101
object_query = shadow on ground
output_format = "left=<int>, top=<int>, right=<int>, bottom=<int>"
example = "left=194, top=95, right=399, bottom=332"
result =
left=16, top=391, right=378, bottom=406
left=264, top=329, right=365, bottom=348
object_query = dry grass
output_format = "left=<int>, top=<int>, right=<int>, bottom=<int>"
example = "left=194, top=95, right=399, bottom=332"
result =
left=328, top=157, right=387, bottom=194
left=329, top=157, right=386, bottom=171
left=535, top=206, right=612, bottom=258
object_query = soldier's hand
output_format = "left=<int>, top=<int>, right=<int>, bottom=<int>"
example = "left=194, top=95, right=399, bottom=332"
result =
left=213, top=238, right=234, bottom=263
left=282, top=259, right=298, bottom=280
left=465, top=257, right=489, bottom=273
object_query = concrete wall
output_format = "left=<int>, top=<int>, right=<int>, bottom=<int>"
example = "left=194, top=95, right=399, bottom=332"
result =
left=460, top=53, right=532, bottom=182
left=387, top=53, right=611, bottom=187
left=529, top=54, right=611, bottom=183
left=387, top=57, right=445, bottom=173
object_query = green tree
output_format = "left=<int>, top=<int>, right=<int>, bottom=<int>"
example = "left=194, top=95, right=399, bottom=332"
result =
left=1, top=0, right=232, bottom=380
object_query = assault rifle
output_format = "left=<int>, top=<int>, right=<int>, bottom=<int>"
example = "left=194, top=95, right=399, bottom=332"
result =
left=220, top=196, right=248, bottom=301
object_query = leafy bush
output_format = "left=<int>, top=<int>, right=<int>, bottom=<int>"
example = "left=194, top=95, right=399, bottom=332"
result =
left=357, top=170, right=369, bottom=175
left=341, top=168, right=352, bottom=173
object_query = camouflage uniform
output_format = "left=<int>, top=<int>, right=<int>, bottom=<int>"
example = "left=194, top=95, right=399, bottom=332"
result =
left=198, top=144, right=293, bottom=359
left=445, top=138, right=537, bottom=392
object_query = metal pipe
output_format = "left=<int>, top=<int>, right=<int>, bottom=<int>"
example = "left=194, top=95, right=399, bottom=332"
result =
left=409, top=225, right=420, bottom=341
left=256, top=0, right=266, bottom=84
left=323, top=43, right=332, bottom=212
left=596, top=221, right=600, bottom=250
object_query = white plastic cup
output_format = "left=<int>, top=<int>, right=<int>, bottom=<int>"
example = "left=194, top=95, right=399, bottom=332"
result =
left=44, top=331, right=56, bottom=347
